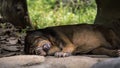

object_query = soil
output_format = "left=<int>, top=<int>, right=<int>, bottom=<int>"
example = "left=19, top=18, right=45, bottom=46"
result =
left=0, top=22, right=26, bottom=58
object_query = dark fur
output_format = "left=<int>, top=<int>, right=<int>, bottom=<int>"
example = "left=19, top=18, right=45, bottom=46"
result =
left=24, top=24, right=120, bottom=57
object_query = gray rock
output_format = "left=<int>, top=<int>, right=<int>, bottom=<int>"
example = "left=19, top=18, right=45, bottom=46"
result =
left=91, top=58, right=120, bottom=68
left=1, top=45, right=20, bottom=52
left=7, top=37, right=18, bottom=44
left=0, top=55, right=45, bottom=68
left=0, top=55, right=111, bottom=68
left=0, top=47, right=2, bottom=54
left=39, top=56, right=98, bottom=68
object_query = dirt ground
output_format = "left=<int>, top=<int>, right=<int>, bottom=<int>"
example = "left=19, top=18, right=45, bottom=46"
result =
left=0, top=22, right=26, bottom=58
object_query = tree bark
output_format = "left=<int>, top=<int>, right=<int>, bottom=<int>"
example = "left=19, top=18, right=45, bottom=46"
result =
left=0, top=0, right=33, bottom=29
left=94, top=0, right=120, bottom=38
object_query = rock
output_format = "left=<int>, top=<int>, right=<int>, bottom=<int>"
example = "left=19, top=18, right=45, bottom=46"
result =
left=0, top=55, right=111, bottom=68
left=91, top=58, right=120, bottom=68
left=0, top=28, right=5, bottom=35
left=30, top=56, right=112, bottom=68
left=0, top=48, right=2, bottom=54
left=0, top=52, right=16, bottom=57
left=0, top=55, right=45, bottom=68
left=39, top=56, right=110, bottom=68
left=40, top=56, right=98, bottom=68
left=1, top=45, right=21, bottom=52
left=7, top=37, right=18, bottom=44
left=0, top=23, right=25, bottom=57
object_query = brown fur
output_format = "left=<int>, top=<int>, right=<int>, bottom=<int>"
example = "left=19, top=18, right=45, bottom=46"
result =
left=24, top=24, right=120, bottom=57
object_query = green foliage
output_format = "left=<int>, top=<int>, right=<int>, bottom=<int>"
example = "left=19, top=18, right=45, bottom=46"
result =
left=27, top=0, right=97, bottom=28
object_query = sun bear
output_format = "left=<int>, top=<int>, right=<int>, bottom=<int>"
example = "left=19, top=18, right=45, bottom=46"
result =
left=24, top=24, right=120, bottom=57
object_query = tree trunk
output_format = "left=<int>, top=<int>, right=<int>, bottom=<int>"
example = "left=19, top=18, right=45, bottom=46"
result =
left=0, top=0, right=33, bottom=29
left=94, top=0, right=120, bottom=38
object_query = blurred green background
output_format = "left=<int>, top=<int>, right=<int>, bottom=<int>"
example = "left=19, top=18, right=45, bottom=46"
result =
left=27, top=0, right=97, bottom=28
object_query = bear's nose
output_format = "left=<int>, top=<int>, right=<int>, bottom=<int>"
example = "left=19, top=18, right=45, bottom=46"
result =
left=43, top=44, right=51, bottom=51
